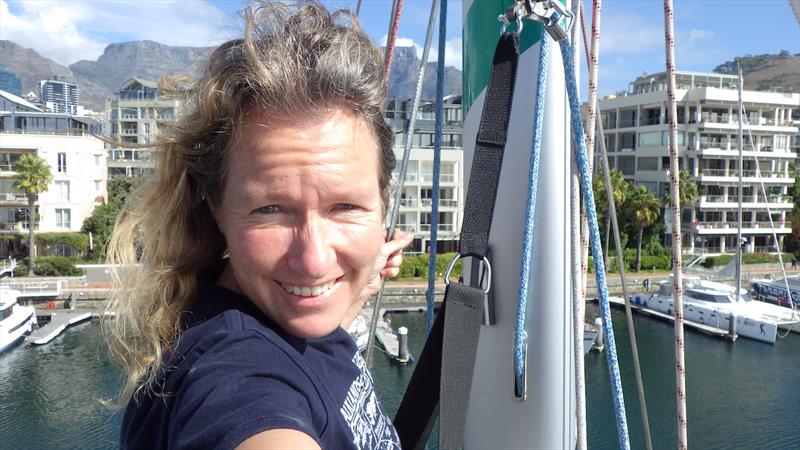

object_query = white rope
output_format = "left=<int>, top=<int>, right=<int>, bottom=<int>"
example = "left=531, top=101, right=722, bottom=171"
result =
left=662, top=1, right=688, bottom=448
left=571, top=4, right=587, bottom=449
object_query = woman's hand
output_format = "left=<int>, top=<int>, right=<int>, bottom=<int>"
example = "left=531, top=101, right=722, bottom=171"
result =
left=365, top=229, right=414, bottom=295
left=342, top=230, right=414, bottom=330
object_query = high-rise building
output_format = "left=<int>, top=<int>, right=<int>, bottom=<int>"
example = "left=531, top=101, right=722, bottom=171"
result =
left=385, top=96, right=464, bottom=254
left=0, top=89, right=106, bottom=257
left=104, top=77, right=182, bottom=178
left=598, top=71, right=800, bottom=254
left=39, top=77, right=79, bottom=115
left=0, top=65, right=22, bottom=97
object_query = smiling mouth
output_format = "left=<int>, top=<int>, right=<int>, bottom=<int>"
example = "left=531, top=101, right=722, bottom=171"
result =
left=279, top=279, right=338, bottom=298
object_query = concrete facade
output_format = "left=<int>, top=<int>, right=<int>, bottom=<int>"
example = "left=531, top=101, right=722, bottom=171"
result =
left=599, top=71, right=800, bottom=255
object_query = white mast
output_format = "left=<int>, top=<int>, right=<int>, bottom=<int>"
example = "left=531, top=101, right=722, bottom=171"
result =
left=461, top=1, right=575, bottom=448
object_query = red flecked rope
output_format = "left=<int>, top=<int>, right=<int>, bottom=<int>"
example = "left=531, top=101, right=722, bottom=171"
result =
left=662, top=0, right=688, bottom=448
left=383, top=0, right=404, bottom=80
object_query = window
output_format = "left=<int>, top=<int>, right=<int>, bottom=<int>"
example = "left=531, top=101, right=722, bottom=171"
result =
left=55, top=180, right=70, bottom=201
left=57, top=152, right=66, bottom=173
left=639, top=132, right=661, bottom=147
left=95, top=180, right=101, bottom=192
left=55, top=208, right=71, bottom=229
left=637, top=157, right=659, bottom=171
left=94, top=155, right=101, bottom=166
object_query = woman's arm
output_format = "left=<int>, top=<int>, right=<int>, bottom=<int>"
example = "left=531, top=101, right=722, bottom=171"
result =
left=236, top=429, right=320, bottom=450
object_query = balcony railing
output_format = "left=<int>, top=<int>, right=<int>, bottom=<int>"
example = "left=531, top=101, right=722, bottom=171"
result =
left=121, top=129, right=138, bottom=135
left=419, top=223, right=457, bottom=232
left=696, top=221, right=791, bottom=229
left=639, top=117, right=661, bottom=126
left=700, top=195, right=789, bottom=204
left=399, top=198, right=417, bottom=207
left=395, top=224, right=416, bottom=232
left=420, top=198, right=459, bottom=207
left=420, top=173, right=456, bottom=183
left=0, top=193, right=27, bottom=203
left=698, top=169, right=789, bottom=179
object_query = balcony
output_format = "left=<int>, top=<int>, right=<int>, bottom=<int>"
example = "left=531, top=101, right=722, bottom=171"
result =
left=396, top=224, right=416, bottom=232
left=419, top=223, right=457, bottom=233
left=121, top=129, right=138, bottom=135
left=698, top=195, right=791, bottom=209
left=399, top=198, right=418, bottom=207
left=695, top=221, right=791, bottom=234
left=120, top=114, right=138, bottom=120
left=420, top=199, right=459, bottom=208
left=0, top=193, right=27, bottom=204
left=420, top=173, right=456, bottom=183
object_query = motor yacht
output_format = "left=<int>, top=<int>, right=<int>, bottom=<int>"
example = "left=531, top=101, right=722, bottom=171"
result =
left=0, top=286, right=36, bottom=353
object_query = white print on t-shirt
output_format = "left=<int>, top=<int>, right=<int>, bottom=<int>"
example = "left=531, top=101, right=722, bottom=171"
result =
left=340, top=352, right=401, bottom=449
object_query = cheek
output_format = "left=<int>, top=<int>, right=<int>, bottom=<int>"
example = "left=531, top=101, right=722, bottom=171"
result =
left=340, top=225, right=385, bottom=268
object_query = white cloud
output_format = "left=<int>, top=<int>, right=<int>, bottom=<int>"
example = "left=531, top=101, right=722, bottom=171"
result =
left=0, top=0, right=233, bottom=66
left=597, top=12, right=663, bottom=56
left=687, top=28, right=715, bottom=47
left=379, top=35, right=462, bottom=70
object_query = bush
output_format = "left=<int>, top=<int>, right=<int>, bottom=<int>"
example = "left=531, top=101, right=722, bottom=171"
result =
left=398, top=252, right=462, bottom=281
left=11, top=256, right=84, bottom=276
left=37, top=232, right=89, bottom=253
left=701, top=253, right=793, bottom=268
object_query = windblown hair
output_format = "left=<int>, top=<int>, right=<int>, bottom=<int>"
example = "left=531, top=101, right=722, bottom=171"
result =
left=106, top=0, right=394, bottom=404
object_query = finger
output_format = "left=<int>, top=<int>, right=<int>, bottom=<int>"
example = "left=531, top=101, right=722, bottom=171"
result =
left=381, top=267, right=400, bottom=279
left=384, top=253, right=403, bottom=269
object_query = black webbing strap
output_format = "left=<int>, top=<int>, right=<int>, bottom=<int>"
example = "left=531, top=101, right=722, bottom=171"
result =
left=459, top=32, right=519, bottom=257
left=393, top=33, right=519, bottom=450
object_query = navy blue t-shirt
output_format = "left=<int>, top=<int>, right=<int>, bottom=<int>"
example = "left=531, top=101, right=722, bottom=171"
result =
left=120, top=282, right=400, bottom=449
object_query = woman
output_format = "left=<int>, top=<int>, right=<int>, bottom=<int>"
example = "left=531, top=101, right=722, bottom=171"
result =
left=107, top=2, right=412, bottom=448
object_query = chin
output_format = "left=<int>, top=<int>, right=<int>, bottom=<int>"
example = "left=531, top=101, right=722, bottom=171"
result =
left=282, top=314, right=343, bottom=339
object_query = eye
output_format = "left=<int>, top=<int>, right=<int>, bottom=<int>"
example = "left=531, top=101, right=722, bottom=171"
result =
left=254, top=205, right=281, bottom=214
left=336, top=203, right=357, bottom=210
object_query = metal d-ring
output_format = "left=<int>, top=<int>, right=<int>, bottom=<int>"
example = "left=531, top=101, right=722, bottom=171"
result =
left=445, top=253, right=492, bottom=294
left=497, top=5, right=524, bottom=36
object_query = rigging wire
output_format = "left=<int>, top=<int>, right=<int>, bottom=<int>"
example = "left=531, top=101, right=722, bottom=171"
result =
left=364, top=0, right=440, bottom=367
left=354, top=0, right=362, bottom=16
left=559, top=36, right=631, bottom=450
left=426, top=0, right=447, bottom=334
left=662, top=1, right=689, bottom=447
left=738, top=102, right=800, bottom=334
left=577, top=3, right=654, bottom=449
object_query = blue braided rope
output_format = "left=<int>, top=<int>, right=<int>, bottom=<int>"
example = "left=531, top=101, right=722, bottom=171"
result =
left=425, top=0, right=447, bottom=334
left=559, top=38, right=631, bottom=450
left=513, top=24, right=549, bottom=399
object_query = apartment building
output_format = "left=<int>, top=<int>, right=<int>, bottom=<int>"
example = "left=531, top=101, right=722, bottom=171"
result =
left=385, top=96, right=464, bottom=254
left=104, top=78, right=180, bottom=177
left=599, top=71, right=800, bottom=254
left=0, top=65, right=22, bottom=97
left=0, top=89, right=106, bottom=256
left=40, top=77, right=80, bottom=115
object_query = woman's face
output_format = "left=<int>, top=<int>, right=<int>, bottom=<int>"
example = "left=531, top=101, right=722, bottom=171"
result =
left=213, top=109, right=385, bottom=339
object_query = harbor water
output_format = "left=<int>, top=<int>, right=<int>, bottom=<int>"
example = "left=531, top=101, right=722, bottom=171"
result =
left=1, top=308, right=798, bottom=449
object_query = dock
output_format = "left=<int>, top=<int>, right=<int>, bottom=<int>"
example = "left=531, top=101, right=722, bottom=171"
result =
left=606, top=296, right=731, bottom=339
left=363, top=308, right=413, bottom=363
left=26, top=310, right=93, bottom=345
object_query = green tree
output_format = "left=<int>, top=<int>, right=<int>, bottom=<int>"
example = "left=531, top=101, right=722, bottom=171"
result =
left=629, top=185, right=661, bottom=271
left=593, top=168, right=630, bottom=267
left=13, top=154, right=53, bottom=276
left=107, top=175, right=142, bottom=207
left=82, top=202, right=120, bottom=258
left=665, top=170, right=699, bottom=252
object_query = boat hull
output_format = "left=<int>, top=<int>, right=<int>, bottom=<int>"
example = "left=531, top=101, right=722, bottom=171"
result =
left=631, top=294, right=778, bottom=344
left=0, top=304, right=36, bottom=353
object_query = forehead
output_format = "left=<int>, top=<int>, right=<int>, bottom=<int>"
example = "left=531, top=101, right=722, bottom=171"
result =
left=226, top=109, right=381, bottom=185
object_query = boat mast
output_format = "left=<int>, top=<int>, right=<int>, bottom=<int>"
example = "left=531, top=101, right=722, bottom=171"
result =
left=736, top=64, right=744, bottom=300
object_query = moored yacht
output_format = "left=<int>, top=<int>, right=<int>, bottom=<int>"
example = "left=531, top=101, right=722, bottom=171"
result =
left=751, top=275, right=800, bottom=309
left=0, top=286, right=36, bottom=353
left=630, top=277, right=800, bottom=344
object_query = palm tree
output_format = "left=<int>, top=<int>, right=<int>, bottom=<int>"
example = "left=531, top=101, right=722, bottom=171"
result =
left=13, top=154, right=53, bottom=276
left=629, top=185, right=661, bottom=271
left=593, top=168, right=630, bottom=267
left=665, top=170, right=699, bottom=252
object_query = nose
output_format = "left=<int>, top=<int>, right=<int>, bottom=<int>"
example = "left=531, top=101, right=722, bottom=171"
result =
left=287, top=216, right=335, bottom=280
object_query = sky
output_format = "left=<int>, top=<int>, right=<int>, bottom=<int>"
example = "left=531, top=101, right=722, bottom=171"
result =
left=1, top=0, right=798, bottom=96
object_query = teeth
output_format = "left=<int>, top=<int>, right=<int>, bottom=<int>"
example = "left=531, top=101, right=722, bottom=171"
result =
left=281, top=281, right=335, bottom=297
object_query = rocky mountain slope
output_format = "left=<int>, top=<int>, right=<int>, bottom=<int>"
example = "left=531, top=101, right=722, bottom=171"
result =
left=0, top=40, right=461, bottom=111
left=713, top=50, right=800, bottom=92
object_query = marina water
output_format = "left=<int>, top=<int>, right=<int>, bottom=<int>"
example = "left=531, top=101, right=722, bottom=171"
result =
left=1, top=308, right=798, bottom=449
